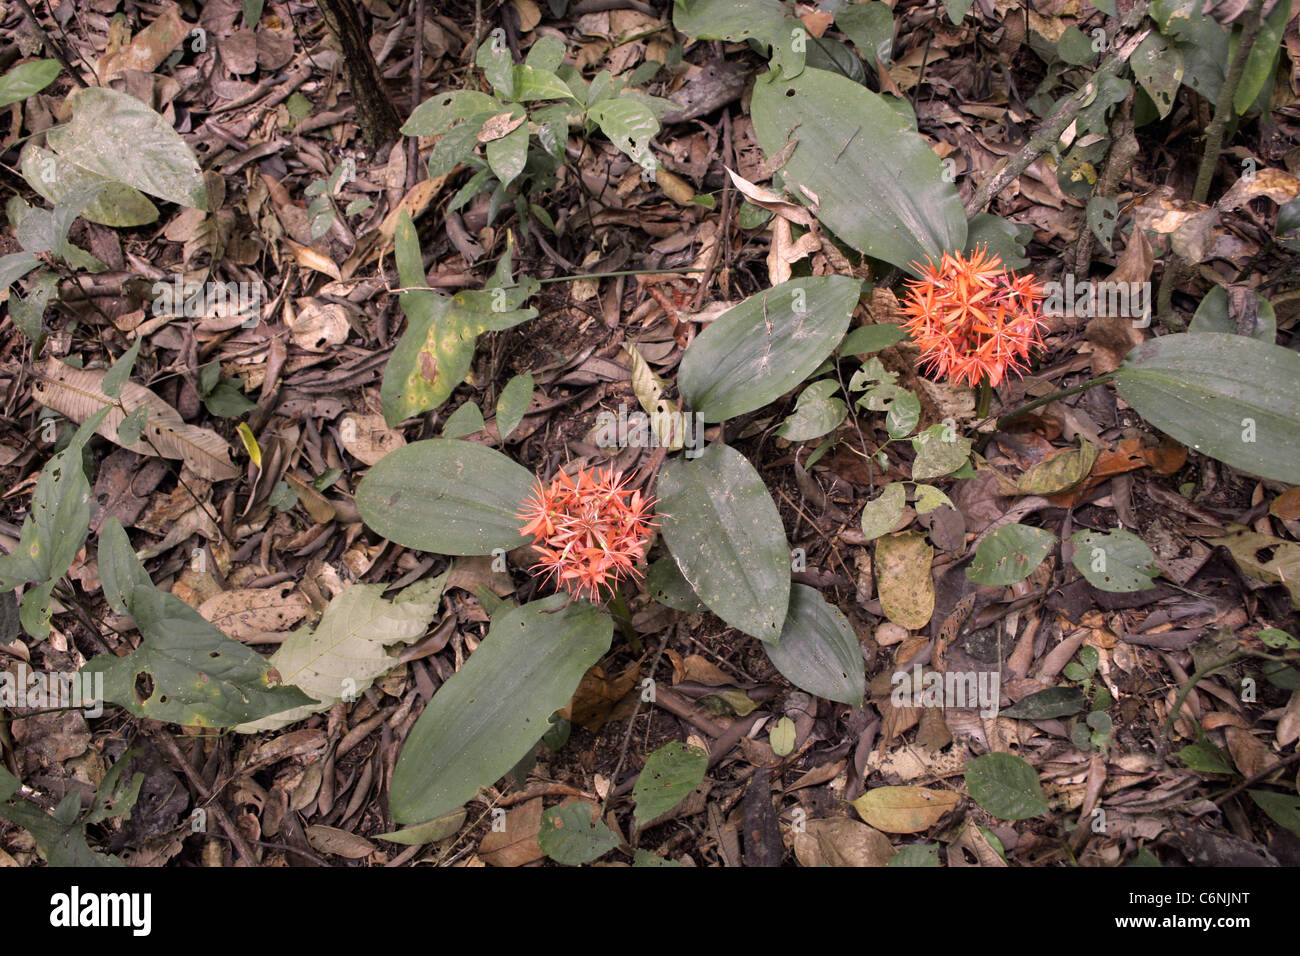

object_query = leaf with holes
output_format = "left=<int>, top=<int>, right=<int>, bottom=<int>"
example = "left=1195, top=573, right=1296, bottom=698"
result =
left=764, top=584, right=865, bottom=705
left=967, top=523, right=1055, bottom=586
left=678, top=276, right=860, bottom=422
left=84, top=519, right=312, bottom=727
left=389, top=596, right=612, bottom=824
left=658, top=443, right=791, bottom=643
left=633, top=741, right=708, bottom=824
left=539, top=802, right=622, bottom=864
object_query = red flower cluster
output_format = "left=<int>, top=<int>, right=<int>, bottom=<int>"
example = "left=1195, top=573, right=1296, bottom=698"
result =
left=517, top=468, right=656, bottom=602
left=900, top=246, right=1046, bottom=387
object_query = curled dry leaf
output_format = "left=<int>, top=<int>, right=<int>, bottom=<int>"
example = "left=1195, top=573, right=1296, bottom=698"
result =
left=32, top=358, right=239, bottom=481
left=339, top=412, right=405, bottom=465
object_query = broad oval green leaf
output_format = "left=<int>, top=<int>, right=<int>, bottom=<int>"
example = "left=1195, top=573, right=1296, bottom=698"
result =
left=389, top=596, right=612, bottom=824
left=1189, top=285, right=1276, bottom=342
left=633, top=741, right=708, bottom=824
left=539, top=802, right=622, bottom=864
left=46, top=88, right=206, bottom=209
left=356, top=439, right=535, bottom=555
left=402, top=89, right=501, bottom=136
left=0, top=59, right=60, bottom=109
left=21, top=145, right=158, bottom=227
left=776, top=380, right=847, bottom=441
left=999, top=687, right=1086, bottom=720
left=658, top=443, right=791, bottom=642
left=495, top=372, right=534, bottom=443
left=678, top=276, right=860, bottom=422
left=1114, top=332, right=1300, bottom=485
left=859, top=482, right=906, bottom=540
left=964, top=752, right=1050, bottom=820
left=1069, top=528, right=1158, bottom=592
left=765, top=584, right=865, bottom=705
left=751, top=68, right=966, bottom=272
left=967, top=523, right=1055, bottom=586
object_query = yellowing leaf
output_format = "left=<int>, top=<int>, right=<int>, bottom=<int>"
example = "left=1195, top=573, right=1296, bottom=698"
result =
left=852, top=786, right=960, bottom=833
left=874, top=531, right=934, bottom=629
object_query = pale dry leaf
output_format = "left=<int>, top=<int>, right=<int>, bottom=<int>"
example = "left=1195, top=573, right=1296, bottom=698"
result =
left=339, top=412, right=405, bottom=465
left=32, top=358, right=238, bottom=481
left=198, top=585, right=311, bottom=642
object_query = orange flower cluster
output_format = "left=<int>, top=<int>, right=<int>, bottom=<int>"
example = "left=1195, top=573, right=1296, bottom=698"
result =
left=900, top=246, right=1046, bottom=387
left=517, top=468, right=656, bottom=602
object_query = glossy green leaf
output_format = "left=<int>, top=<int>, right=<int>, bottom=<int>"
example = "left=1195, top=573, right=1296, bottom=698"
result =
left=46, top=88, right=206, bottom=209
left=389, top=596, right=612, bottom=824
left=85, top=519, right=313, bottom=727
left=840, top=324, right=905, bottom=355
left=1114, top=333, right=1300, bottom=485
left=673, top=0, right=806, bottom=79
left=588, top=96, right=660, bottom=168
left=658, top=443, right=791, bottom=643
left=967, top=523, right=1055, bottom=586
left=1248, top=790, right=1300, bottom=838
left=539, top=802, right=622, bottom=864
left=485, top=122, right=528, bottom=186
left=835, top=2, right=894, bottom=63
left=886, top=843, right=940, bottom=866
left=1233, top=0, right=1290, bottom=115
left=356, top=439, right=535, bottom=555
left=678, top=276, right=860, bottom=422
left=1069, top=529, right=1158, bottom=592
left=403, top=90, right=501, bottom=136
left=633, top=741, right=708, bottom=824
left=764, top=584, right=865, bottom=705
left=751, top=68, right=966, bottom=272
left=442, top=401, right=486, bottom=439
left=645, top=557, right=706, bottom=612
left=965, top=752, right=1050, bottom=820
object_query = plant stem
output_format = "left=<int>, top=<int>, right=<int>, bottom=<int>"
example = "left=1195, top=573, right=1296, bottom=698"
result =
left=975, top=377, right=992, bottom=420
left=537, top=268, right=707, bottom=285
left=606, top=587, right=641, bottom=654
left=986, top=372, right=1117, bottom=430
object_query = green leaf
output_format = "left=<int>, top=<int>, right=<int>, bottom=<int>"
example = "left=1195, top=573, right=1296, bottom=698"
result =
left=116, top=405, right=147, bottom=445
left=476, top=36, right=515, bottom=99
left=539, top=802, right=622, bottom=864
left=678, top=276, right=860, bottom=422
left=1130, top=33, right=1184, bottom=119
left=202, top=382, right=258, bottom=418
left=495, top=373, right=534, bottom=443
left=381, top=215, right=536, bottom=424
left=46, top=87, right=206, bottom=209
left=526, top=35, right=566, bottom=73
left=633, top=848, right=685, bottom=866
left=376, top=809, right=467, bottom=846
left=588, top=96, right=660, bottom=168
left=0, top=794, right=122, bottom=867
left=764, top=584, right=865, bottom=705
left=20, top=144, right=158, bottom=227
left=85, top=752, right=144, bottom=825
left=1248, top=790, right=1300, bottom=838
left=1233, top=0, right=1290, bottom=115
left=1057, top=25, right=1096, bottom=65
left=485, top=122, right=529, bottom=186
left=967, top=523, right=1055, bottom=586
left=243, top=0, right=265, bottom=27
left=1000, top=687, right=1086, bottom=719
left=673, top=0, right=807, bottom=79
left=885, top=388, right=921, bottom=438
left=0, top=766, right=18, bottom=802
left=633, top=740, right=708, bottom=824
left=84, top=519, right=313, bottom=727
left=910, top=423, right=972, bottom=480
left=835, top=2, right=895, bottom=63
left=403, top=90, right=501, bottom=136
left=0, top=252, right=41, bottom=290
left=769, top=716, right=797, bottom=756
left=658, top=443, right=791, bottom=643
left=442, top=401, right=486, bottom=439
left=645, top=557, right=706, bottom=612
left=101, top=338, right=141, bottom=398
left=751, top=68, right=966, bottom=273
left=1189, top=285, right=1276, bottom=342
left=840, top=324, right=904, bottom=355
left=1258, top=628, right=1300, bottom=651
left=1177, top=741, right=1233, bottom=774
left=964, top=752, right=1050, bottom=820
left=355, top=439, right=535, bottom=555
left=234, top=576, right=446, bottom=733
left=942, top=0, right=972, bottom=23
left=965, top=213, right=1031, bottom=270
left=859, top=483, right=906, bottom=540
left=0, top=59, right=60, bottom=108
left=886, top=843, right=940, bottom=866
left=1069, top=528, right=1158, bottom=592
left=389, top=596, right=612, bottom=824
left=1114, top=333, right=1300, bottom=485
left=512, top=65, right=579, bottom=103
left=776, top=380, right=847, bottom=441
